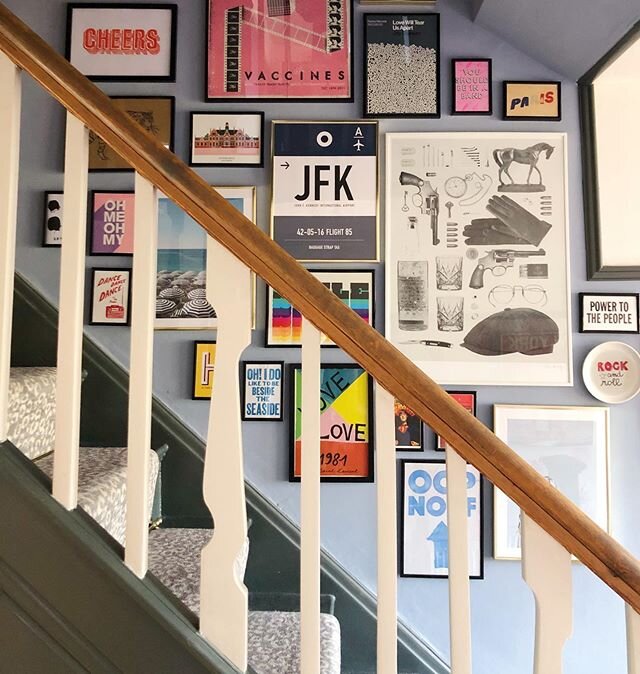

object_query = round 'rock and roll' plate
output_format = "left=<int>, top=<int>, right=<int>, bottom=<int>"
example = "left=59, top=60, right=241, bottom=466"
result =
left=582, top=341, right=640, bottom=404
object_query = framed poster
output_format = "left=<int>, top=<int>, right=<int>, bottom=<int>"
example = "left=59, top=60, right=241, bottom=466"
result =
left=579, top=293, right=640, bottom=333
left=89, top=96, right=175, bottom=171
left=435, top=391, right=476, bottom=450
left=503, top=81, right=561, bottom=120
left=493, top=405, right=610, bottom=560
left=451, top=58, right=492, bottom=116
left=206, top=0, right=353, bottom=101
left=289, top=364, right=373, bottom=482
left=193, top=341, right=216, bottom=400
left=43, top=192, right=63, bottom=247
left=66, top=3, right=177, bottom=82
left=394, top=400, right=423, bottom=450
left=385, top=132, right=572, bottom=386
left=89, top=268, right=132, bottom=325
left=156, top=186, right=255, bottom=330
left=190, top=112, right=264, bottom=167
left=267, top=270, right=374, bottom=347
left=401, top=460, right=483, bottom=578
left=271, top=121, right=379, bottom=262
left=241, top=361, right=284, bottom=421
left=363, top=13, right=440, bottom=118
left=90, top=192, right=135, bottom=255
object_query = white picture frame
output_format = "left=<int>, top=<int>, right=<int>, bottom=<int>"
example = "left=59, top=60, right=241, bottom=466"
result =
left=385, top=132, right=572, bottom=386
left=493, top=404, right=610, bottom=561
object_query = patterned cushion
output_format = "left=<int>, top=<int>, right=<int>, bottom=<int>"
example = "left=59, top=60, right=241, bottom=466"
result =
left=8, top=367, right=57, bottom=460
left=248, top=611, right=341, bottom=674
left=36, top=446, right=159, bottom=547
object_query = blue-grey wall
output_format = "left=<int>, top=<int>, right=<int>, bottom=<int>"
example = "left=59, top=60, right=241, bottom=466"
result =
left=7, top=0, right=639, bottom=672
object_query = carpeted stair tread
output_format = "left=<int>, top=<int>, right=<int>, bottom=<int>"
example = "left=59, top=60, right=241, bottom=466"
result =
left=36, top=446, right=159, bottom=547
left=148, top=527, right=341, bottom=674
left=8, top=367, right=57, bottom=460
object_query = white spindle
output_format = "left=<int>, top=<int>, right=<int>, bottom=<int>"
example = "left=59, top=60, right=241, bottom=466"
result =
left=521, top=514, right=573, bottom=674
left=301, top=317, right=322, bottom=674
left=0, top=54, right=21, bottom=443
left=627, top=605, right=640, bottom=674
left=200, top=236, right=251, bottom=671
left=445, top=447, right=473, bottom=674
left=375, top=383, right=397, bottom=674
left=124, top=174, right=158, bottom=578
left=52, top=114, right=88, bottom=509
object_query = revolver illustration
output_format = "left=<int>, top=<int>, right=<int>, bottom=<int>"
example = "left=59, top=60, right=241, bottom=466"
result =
left=470, top=249, right=546, bottom=289
left=399, top=171, right=440, bottom=245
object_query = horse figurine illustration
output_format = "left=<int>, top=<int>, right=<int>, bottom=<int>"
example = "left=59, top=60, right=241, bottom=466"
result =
left=493, top=143, right=554, bottom=192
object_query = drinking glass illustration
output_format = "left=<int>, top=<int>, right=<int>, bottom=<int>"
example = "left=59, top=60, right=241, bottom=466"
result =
left=397, top=260, right=428, bottom=330
left=436, top=256, right=463, bottom=291
left=437, top=296, right=464, bottom=332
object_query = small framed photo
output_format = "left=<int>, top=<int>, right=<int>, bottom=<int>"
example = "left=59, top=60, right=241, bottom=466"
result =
left=242, top=362, right=284, bottom=421
left=579, top=293, right=640, bottom=333
left=503, top=81, right=561, bottom=120
left=43, top=192, right=63, bottom=247
left=66, top=3, right=178, bottom=82
left=192, top=341, right=217, bottom=400
left=394, top=400, right=423, bottom=451
left=493, top=404, right=610, bottom=560
left=435, top=392, right=477, bottom=450
left=451, top=58, right=492, bottom=115
left=363, top=13, right=440, bottom=117
left=90, top=96, right=175, bottom=171
left=289, top=364, right=373, bottom=483
left=401, top=459, right=483, bottom=579
left=267, top=270, right=374, bottom=347
left=90, top=191, right=135, bottom=255
left=190, top=112, right=264, bottom=167
left=89, top=268, right=132, bottom=325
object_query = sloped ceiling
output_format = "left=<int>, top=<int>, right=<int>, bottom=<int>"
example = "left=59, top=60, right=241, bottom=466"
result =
left=472, top=0, right=640, bottom=79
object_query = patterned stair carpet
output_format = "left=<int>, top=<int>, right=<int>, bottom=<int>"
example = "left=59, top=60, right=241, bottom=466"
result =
left=9, top=367, right=159, bottom=546
left=148, top=528, right=341, bottom=674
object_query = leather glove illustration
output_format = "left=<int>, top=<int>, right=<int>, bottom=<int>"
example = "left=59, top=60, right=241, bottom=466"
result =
left=485, top=195, right=551, bottom=246
left=463, top=218, right=530, bottom=245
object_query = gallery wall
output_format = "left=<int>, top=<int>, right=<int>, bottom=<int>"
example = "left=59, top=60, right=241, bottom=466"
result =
left=6, top=0, right=640, bottom=671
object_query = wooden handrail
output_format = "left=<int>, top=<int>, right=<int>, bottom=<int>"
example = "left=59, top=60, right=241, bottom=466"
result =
left=1, top=2, right=639, bottom=611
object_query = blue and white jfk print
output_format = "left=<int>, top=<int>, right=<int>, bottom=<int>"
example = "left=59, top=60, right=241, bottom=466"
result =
left=402, top=460, right=482, bottom=578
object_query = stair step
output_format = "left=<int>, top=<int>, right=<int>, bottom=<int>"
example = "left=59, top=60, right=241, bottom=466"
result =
left=36, top=446, right=159, bottom=547
left=8, top=367, right=57, bottom=460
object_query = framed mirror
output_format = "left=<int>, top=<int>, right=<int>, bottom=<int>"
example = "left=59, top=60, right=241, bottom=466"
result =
left=579, top=22, right=640, bottom=279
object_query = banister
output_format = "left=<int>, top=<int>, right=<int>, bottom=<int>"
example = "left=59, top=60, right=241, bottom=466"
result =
left=1, top=1, right=639, bottom=614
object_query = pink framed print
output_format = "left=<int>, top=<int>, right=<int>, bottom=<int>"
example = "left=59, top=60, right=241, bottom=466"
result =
left=206, top=0, right=353, bottom=101
left=451, top=58, right=492, bottom=116
left=90, top=192, right=135, bottom=255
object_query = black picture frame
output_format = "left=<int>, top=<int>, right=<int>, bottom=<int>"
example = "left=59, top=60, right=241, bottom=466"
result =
left=288, top=363, right=374, bottom=483
left=450, top=58, right=492, bottom=116
left=89, top=96, right=175, bottom=173
left=205, top=0, right=355, bottom=103
left=400, top=459, right=484, bottom=580
left=265, top=269, right=375, bottom=347
left=579, top=21, right=640, bottom=279
left=503, top=81, right=562, bottom=121
left=89, top=190, right=135, bottom=256
left=192, top=341, right=217, bottom=400
left=435, top=391, right=477, bottom=451
left=189, top=111, right=265, bottom=168
left=362, top=12, right=441, bottom=118
left=66, top=3, right=178, bottom=83
left=43, top=191, right=63, bottom=248
left=241, top=361, right=285, bottom=421
left=89, top=267, right=132, bottom=326
left=578, top=293, right=640, bottom=334
left=394, top=400, right=423, bottom=451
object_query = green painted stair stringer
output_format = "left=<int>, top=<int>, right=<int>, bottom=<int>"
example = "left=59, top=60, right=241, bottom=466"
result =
left=11, top=271, right=450, bottom=674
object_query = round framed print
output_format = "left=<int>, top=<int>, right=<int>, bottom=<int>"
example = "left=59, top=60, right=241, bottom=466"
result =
left=582, top=341, right=640, bottom=404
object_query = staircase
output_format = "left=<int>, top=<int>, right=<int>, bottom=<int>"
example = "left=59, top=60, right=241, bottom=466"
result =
left=0, top=3, right=639, bottom=674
